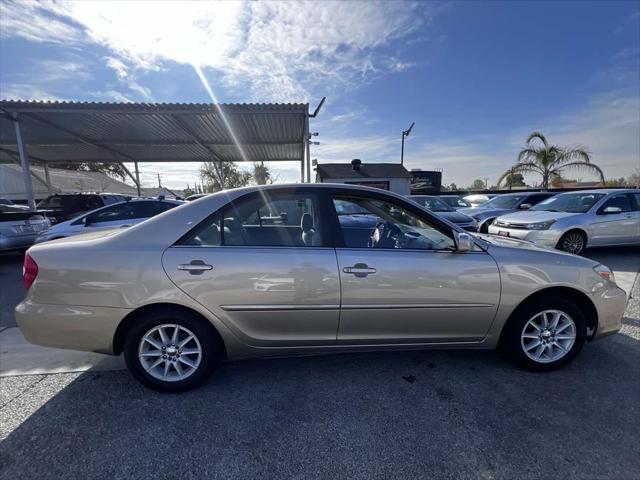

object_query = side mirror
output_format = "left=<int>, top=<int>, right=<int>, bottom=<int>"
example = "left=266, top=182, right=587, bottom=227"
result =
left=603, top=206, right=622, bottom=214
left=84, top=214, right=96, bottom=225
left=519, top=203, right=532, bottom=210
left=455, top=232, right=474, bottom=252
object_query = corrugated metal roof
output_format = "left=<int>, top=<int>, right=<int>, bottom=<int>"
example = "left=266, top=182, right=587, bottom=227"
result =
left=0, top=100, right=309, bottom=164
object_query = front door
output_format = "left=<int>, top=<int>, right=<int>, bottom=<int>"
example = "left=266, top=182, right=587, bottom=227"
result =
left=590, top=194, right=637, bottom=246
left=163, top=190, right=340, bottom=347
left=331, top=194, right=500, bottom=344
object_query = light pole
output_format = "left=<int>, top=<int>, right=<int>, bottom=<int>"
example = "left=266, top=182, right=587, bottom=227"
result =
left=400, top=122, right=415, bottom=166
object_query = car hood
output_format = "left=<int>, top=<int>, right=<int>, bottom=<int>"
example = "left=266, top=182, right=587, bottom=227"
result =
left=459, top=207, right=511, bottom=219
left=496, top=210, right=578, bottom=224
left=437, top=211, right=474, bottom=224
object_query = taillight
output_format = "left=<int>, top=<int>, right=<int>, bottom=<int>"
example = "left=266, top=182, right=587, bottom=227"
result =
left=23, top=252, right=38, bottom=289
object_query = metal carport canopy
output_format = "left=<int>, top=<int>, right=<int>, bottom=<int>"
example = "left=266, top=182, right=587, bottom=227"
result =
left=0, top=100, right=320, bottom=209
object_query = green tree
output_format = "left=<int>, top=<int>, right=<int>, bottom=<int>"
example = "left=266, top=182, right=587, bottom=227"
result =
left=503, top=172, right=525, bottom=189
left=470, top=179, right=486, bottom=190
left=55, top=162, right=128, bottom=180
left=200, top=161, right=252, bottom=192
left=253, top=161, right=277, bottom=185
left=497, top=132, right=604, bottom=191
left=628, top=168, right=640, bottom=188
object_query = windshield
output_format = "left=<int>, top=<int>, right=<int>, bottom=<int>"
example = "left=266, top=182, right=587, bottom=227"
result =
left=481, top=195, right=526, bottom=209
left=531, top=193, right=605, bottom=213
left=334, top=199, right=372, bottom=215
left=440, top=196, right=470, bottom=208
left=411, top=196, right=452, bottom=212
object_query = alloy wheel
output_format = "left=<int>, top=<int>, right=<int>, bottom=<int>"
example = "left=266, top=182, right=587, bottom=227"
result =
left=561, top=233, right=584, bottom=254
left=520, top=310, right=576, bottom=363
left=138, top=324, right=202, bottom=382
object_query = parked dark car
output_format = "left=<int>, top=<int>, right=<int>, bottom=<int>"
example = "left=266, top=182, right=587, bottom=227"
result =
left=409, top=195, right=478, bottom=231
left=36, top=193, right=126, bottom=224
left=438, top=195, right=471, bottom=210
left=460, top=192, right=556, bottom=233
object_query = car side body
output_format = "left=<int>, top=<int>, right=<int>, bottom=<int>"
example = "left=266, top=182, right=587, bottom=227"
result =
left=16, top=184, right=627, bottom=391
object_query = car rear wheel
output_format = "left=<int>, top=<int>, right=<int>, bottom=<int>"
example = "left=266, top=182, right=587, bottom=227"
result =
left=123, top=309, right=222, bottom=392
left=557, top=230, right=587, bottom=255
left=501, top=297, right=586, bottom=371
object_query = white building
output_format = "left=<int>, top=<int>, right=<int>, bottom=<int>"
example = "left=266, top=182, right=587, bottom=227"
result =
left=315, top=160, right=411, bottom=195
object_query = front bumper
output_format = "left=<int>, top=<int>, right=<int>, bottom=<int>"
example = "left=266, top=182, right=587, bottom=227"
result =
left=591, top=282, right=628, bottom=340
left=487, top=225, right=562, bottom=248
left=15, top=300, right=131, bottom=354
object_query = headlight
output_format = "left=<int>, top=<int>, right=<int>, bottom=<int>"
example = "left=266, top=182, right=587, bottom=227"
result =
left=593, top=264, right=615, bottom=284
left=525, top=220, right=556, bottom=230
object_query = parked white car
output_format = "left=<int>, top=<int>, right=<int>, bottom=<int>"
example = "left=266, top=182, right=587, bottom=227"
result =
left=35, top=198, right=183, bottom=244
left=488, top=189, right=640, bottom=254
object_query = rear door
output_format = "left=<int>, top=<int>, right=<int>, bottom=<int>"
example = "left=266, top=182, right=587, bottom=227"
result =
left=330, top=192, right=501, bottom=345
left=590, top=194, right=637, bottom=245
left=162, top=189, right=341, bottom=347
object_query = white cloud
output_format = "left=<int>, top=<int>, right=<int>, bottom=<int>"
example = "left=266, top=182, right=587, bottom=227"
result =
left=104, top=57, right=128, bottom=79
left=0, top=0, right=431, bottom=101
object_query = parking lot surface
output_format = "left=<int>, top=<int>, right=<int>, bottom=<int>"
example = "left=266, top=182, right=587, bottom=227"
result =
left=1, top=247, right=639, bottom=479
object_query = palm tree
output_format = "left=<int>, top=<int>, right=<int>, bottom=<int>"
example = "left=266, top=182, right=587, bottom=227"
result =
left=497, top=132, right=605, bottom=191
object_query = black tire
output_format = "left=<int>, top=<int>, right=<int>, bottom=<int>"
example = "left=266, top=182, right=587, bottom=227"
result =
left=479, top=219, right=495, bottom=234
left=556, top=230, right=587, bottom=255
left=123, top=308, right=222, bottom=392
left=501, top=296, right=586, bottom=372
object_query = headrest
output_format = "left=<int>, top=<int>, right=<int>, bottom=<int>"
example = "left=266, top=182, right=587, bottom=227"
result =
left=301, top=213, right=313, bottom=232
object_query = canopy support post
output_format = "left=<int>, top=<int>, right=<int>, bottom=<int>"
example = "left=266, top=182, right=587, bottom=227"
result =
left=134, top=162, right=141, bottom=196
left=43, top=162, right=52, bottom=195
left=12, top=114, right=36, bottom=211
left=305, top=114, right=311, bottom=183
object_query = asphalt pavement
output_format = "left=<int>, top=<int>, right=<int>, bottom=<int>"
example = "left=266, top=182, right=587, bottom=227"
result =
left=0, top=247, right=639, bottom=479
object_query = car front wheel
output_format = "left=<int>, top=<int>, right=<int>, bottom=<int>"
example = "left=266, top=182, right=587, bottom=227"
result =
left=123, top=309, right=222, bottom=392
left=557, top=230, right=587, bottom=255
left=502, top=297, right=586, bottom=371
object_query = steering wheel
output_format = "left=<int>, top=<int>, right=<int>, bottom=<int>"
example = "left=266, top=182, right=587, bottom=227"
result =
left=368, top=221, right=402, bottom=248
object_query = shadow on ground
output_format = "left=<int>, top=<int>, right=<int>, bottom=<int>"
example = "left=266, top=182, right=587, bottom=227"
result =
left=1, top=332, right=639, bottom=480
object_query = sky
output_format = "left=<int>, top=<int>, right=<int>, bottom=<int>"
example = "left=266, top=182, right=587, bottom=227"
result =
left=1, top=0, right=639, bottom=190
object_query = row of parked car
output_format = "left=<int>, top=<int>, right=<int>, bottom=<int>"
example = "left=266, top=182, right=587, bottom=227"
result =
left=2, top=188, right=639, bottom=255
left=409, top=189, right=640, bottom=255
left=0, top=193, right=184, bottom=251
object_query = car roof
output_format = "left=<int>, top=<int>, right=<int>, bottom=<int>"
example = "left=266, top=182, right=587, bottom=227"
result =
left=554, top=189, right=636, bottom=195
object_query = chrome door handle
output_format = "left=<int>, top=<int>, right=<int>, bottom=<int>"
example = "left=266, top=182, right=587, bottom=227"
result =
left=343, top=263, right=376, bottom=277
left=178, top=260, right=213, bottom=275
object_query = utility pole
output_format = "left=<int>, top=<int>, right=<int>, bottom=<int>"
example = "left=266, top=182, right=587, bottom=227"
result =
left=157, top=173, right=162, bottom=188
left=400, top=122, right=415, bottom=165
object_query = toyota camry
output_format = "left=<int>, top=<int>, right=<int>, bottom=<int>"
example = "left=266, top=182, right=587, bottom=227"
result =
left=16, top=184, right=627, bottom=392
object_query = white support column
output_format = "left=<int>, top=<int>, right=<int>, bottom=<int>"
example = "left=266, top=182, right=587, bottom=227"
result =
left=43, top=162, right=52, bottom=195
left=305, top=114, right=311, bottom=183
left=13, top=114, right=36, bottom=211
left=134, top=162, right=141, bottom=196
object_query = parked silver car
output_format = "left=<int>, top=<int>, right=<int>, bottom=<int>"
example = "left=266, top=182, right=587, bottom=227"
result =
left=460, top=192, right=556, bottom=233
left=489, top=189, right=640, bottom=254
left=17, top=184, right=627, bottom=392
left=0, top=204, right=51, bottom=250
left=35, top=198, right=182, bottom=244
